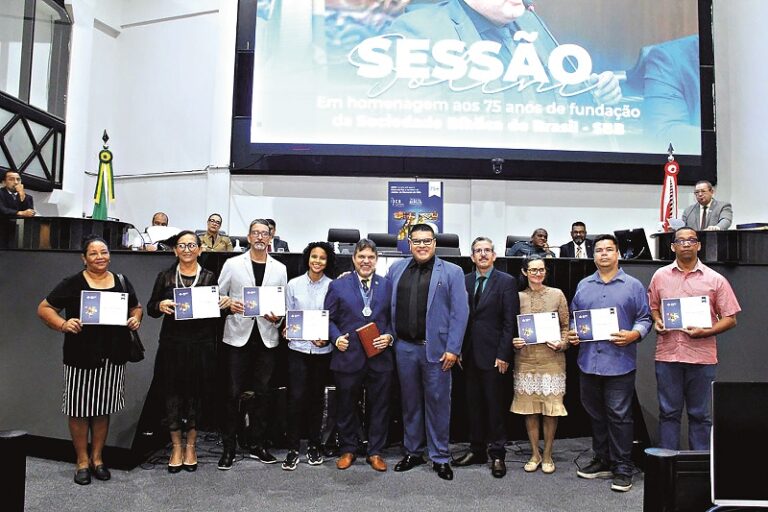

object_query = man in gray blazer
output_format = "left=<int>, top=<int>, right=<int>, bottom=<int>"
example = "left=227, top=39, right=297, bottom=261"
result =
left=681, top=181, right=733, bottom=231
left=217, top=218, right=287, bottom=470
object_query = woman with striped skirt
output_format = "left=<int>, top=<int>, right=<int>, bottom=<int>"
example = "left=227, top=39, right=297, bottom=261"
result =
left=38, top=235, right=143, bottom=485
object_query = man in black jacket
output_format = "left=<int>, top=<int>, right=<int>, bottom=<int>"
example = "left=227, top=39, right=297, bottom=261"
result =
left=559, top=221, right=594, bottom=259
left=453, top=236, right=519, bottom=478
left=0, top=170, right=35, bottom=248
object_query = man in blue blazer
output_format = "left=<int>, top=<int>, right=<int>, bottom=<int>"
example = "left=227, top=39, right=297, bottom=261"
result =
left=386, top=224, right=469, bottom=481
left=325, top=239, right=395, bottom=472
left=453, top=236, right=518, bottom=478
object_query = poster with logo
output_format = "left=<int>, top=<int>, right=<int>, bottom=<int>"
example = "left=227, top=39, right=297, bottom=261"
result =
left=388, top=181, right=443, bottom=253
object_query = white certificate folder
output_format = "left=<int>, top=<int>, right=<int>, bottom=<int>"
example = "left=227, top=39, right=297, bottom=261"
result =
left=573, top=307, right=620, bottom=342
left=285, top=310, right=329, bottom=340
left=173, top=286, right=220, bottom=320
left=242, top=286, right=286, bottom=317
left=80, top=291, right=128, bottom=325
left=517, top=312, right=561, bottom=344
left=661, top=296, right=712, bottom=330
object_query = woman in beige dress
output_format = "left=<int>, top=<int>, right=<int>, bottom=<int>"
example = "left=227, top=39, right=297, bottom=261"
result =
left=511, top=256, right=569, bottom=474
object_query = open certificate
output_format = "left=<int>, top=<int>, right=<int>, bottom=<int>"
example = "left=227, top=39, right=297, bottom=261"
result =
left=80, top=291, right=128, bottom=325
left=573, top=307, right=620, bottom=342
left=517, top=312, right=561, bottom=344
left=661, top=296, right=712, bottom=330
left=173, top=286, right=220, bottom=320
left=285, top=310, right=329, bottom=340
left=242, top=286, right=286, bottom=317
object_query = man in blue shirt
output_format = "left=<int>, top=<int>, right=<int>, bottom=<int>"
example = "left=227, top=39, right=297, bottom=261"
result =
left=567, top=234, right=651, bottom=492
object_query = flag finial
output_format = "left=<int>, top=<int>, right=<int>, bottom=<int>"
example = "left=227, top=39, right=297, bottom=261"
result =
left=667, top=143, right=675, bottom=162
left=102, top=130, right=109, bottom=148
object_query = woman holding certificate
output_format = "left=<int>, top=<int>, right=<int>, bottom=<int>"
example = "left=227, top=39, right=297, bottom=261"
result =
left=37, top=235, right=143, bottom=485
left=280, top=241, right=336, bottom=471
left=147, top=230, right=231, bottom=473
left=511, top=256, right=569, bottom=474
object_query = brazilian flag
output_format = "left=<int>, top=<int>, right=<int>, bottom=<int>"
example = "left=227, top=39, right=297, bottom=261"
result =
left=92, top=147, right=114, bottom=220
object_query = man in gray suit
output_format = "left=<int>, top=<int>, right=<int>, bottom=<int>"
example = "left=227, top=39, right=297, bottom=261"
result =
left=217, top=218, right=287, bottom=469
left=681, top=180, right=733, bottom=231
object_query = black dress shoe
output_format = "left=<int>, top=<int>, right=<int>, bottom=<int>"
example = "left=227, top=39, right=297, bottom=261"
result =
left=74, top=468, right=91, bottom=485
left=491, top=459, right=506, bottom=478
left=91, top=464, right=111, bottom=481
left=218, top=448, right=235, bottom=470
left=168, top=462, right=182, bottom=474
left=452, top=451, right=488, bottom=467
left=394, top=455, right=426, bottom=472
left=433, top=462, right=454, bottom=481
left=248, top=445, right=278, bottom=464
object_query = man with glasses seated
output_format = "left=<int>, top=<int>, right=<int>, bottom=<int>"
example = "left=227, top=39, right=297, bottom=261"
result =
left=386, top=223, right=469, bottom=481
left=681, top=180, right=732, bottom=231
left=506, top=228, right=555, bottom=258
left=216, top=219, right=287, bottom=469
left=453, top=237, right=518, bottom=478
left=647, top=227, right=740, bottom=451
left=200, top=213, right=233, bottom=252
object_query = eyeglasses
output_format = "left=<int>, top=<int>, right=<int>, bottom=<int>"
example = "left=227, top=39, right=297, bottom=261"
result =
left=410, top=238, right=434, bottom=246
left=673, top=238, right=699, bottom=246
left=526, top=268, right=546, bottom=275
left=207, top=218, right=222, bottom=225
left=472, top=248, right=493, bottom=255
left=176, top=243, right=199, bottom=251
left=250, top=230, right=271, bottom=238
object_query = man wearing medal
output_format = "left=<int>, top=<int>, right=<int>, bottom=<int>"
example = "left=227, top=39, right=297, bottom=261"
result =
left=325, top=238, right=395, bottom=472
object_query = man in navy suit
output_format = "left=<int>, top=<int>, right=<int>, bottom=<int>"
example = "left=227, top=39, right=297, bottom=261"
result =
left=387, top=223, right=469, bottom=481
left=453, top=236, right=518, bottom=478
left=559, top=222, right=594, bottom=259
left=325, top=239, right=395, bottom=472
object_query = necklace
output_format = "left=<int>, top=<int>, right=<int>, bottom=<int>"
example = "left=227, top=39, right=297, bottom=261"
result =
left=176, top=263, right=201, bottom=288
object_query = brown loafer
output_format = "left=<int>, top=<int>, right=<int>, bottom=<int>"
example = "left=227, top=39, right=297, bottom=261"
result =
left=366, top=455, right=387, bottom=472
left=336, top=452, right=356, bottom=470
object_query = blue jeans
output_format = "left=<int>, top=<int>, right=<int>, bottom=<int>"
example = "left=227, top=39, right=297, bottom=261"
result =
left=655, top=361, right=716, bottom=450
left=579, top=371, right=635, bottom=476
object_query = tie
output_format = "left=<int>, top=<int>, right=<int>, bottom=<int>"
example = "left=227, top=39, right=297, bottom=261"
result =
left=361, top=278, right=369, bottom=292
left=576, top=245, right=583, bottom=258
left=700, top=205, right=708, bottom=230
left=474, top=276, right=487, bottom=308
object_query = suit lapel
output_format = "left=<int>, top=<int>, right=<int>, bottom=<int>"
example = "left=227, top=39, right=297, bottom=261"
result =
left=427, top=258, right=443, bottom=311
left=242, top=252, right=255, bottom=286
left=474, top=271, right=496, bottom=311
left=347, top=273, right=365, bottom=313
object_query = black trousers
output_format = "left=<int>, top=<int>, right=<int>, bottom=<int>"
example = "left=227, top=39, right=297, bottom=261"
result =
left=463, top=357, right=507, bottom=459
left=221, top=329, right=277, bottom=447
left=286, top=350, right=331, bottom=450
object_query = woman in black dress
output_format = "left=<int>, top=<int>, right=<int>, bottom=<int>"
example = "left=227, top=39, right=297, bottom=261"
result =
left=37, top=235, right=143, bottom=485
left=147, top=230, right=231, bottom=473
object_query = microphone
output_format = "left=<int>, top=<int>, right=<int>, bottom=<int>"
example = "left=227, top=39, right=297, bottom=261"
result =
left=523, top=0, right=535, bottom=11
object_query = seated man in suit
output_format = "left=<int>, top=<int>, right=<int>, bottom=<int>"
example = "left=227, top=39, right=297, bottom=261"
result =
left=681, top=181, right=732, bottom=231
left=507, top=228, right=555, bottom=258
left=453, top=236, right=518, bottom=478
left=0, top=170, right=35, bottom=248
left=559, top=222, right=594, bottom=259
left=387, top=223, right=469, bottom=481
left=200, top=213, right=233, bottom=252
left=266, top=218, right=289, bottom=252
left=130, top=212, right=172, bottom=251
left=325, top=238, right=395, bottom=472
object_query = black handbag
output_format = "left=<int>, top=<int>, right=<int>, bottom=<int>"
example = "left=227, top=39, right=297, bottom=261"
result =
left=117, top=273, right=145, bottom=363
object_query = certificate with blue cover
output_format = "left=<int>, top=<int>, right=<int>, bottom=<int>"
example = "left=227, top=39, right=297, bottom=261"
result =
left=517, top=312, right=561, bottom=344
left=285, top=310, right=329, bottom=340
left=80, top=291, right=128, bottom=325
left=661, top=296, right=712, bottom=330
left=173, top=286, right=220, bottom=320
left=573, top=307, right=619, bottom=342
left=242, top=286, right=286, bottom=317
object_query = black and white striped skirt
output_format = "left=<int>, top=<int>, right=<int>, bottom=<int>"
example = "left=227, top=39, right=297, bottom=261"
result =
left=62, top=360, right=125, bottom=417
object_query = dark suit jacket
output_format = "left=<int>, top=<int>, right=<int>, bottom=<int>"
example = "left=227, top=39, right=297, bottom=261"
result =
left=325, top=272, right=394, bottom=374
left=270, top=237, right=289, bottom=252
left=463, top=269, right=519, bottom=370
left=0, top=187, right=33, bottom=218
left=559, top=239, right=594, bottom=258
left=681, top=198, right=733, bottom=231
